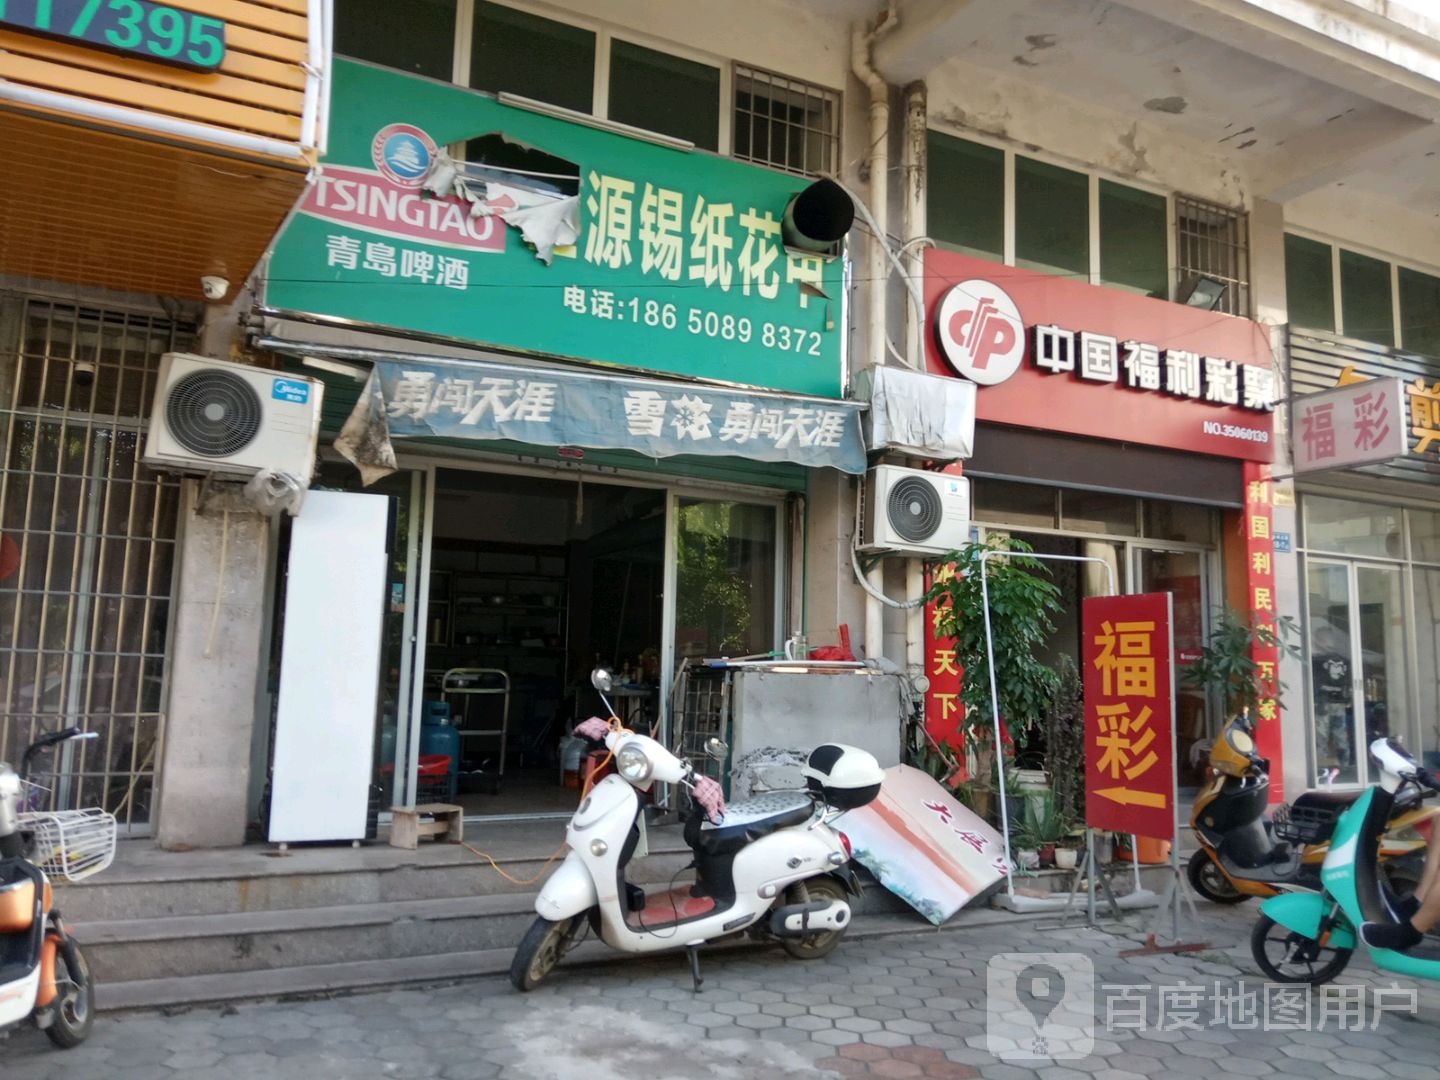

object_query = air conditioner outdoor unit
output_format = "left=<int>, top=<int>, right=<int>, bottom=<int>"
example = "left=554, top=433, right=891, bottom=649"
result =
left=861, top=465, right=971, bottom=557
left=143, top=353, right=323, bottom=480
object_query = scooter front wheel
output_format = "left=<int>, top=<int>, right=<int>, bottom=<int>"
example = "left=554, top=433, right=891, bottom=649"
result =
left=1187, top=849, right=1249, bottom=905
left=510, top=914, right=582, bottom=992
left=44, top=939, right=94, bottom=1049
left=1250, top=913, right=1352, bottom=985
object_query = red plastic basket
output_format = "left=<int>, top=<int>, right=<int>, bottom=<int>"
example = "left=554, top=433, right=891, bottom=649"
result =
left=380, top=754, right=451, bottom=778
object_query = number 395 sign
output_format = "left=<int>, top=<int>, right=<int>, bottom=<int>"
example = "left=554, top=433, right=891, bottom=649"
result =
left=1, top=0, right=227, bottom=71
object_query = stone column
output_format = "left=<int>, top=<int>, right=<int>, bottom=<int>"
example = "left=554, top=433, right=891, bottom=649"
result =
left=155, top=480, right=270, bottom=849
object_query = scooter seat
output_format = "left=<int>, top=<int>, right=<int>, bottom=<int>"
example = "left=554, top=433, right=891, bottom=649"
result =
left=1291, top=790, right=1363, bottom=813
left=695, top=791, right=815, bottom=857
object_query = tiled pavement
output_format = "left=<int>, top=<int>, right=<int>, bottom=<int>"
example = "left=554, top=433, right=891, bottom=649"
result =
left=7, top=897, right=1440, bottom=1079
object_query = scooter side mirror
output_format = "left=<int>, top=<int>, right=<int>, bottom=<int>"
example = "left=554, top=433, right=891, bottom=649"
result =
left=704, top=737, right=728, bottom=760
left=591, top=668, right=614, bottom=693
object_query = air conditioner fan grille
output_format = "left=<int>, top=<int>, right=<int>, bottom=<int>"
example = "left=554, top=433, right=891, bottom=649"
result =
left=886, top=476, right=942, bottom=543
left=165, top=369, right=263, bottom=458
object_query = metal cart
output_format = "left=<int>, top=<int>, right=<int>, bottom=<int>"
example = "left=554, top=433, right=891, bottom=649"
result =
left=442, top=667, right=510, bottom=794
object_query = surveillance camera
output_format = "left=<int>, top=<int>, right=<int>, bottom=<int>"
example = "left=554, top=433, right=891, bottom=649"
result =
left=74, top=360, right=95, bottom=387
left=200, top=275, right=230, bottom=301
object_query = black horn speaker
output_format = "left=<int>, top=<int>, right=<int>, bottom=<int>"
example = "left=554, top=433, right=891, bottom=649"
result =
left=782, top=178, right=855, bottom=253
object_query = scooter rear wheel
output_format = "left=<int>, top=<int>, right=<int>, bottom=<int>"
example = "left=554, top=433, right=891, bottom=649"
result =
left=1250, top=913, right=1352, bottom=985
left=1187, top=849, right=1249, bottom=905
left=780, top=877, right=848, bottom=960
left=44, top=940, right=94, bottom=1049
left=510, top=914, right=581, bottom=992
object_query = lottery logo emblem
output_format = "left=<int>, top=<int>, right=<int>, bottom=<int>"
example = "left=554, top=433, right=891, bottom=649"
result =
left=935, top=279, right=1025, bottom=385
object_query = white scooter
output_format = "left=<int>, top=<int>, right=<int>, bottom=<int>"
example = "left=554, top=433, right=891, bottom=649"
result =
left=511, top=668, right=884, bottom=991
left=1, top=728, right=97, bottom=1049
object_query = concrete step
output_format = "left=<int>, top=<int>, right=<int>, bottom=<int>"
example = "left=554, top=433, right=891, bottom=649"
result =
left=94, top=896, right=1009, bottom=1013
left=60, top=836, right=695, bottom=922
left=78, top=866, right=909, bottom=985
left=78, top=892, right=542, bottom=983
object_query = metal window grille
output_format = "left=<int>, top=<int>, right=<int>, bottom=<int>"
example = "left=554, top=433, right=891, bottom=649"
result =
left=733, top=64, right=839, bottom=177
left=0, top=299, right=191, bottom=830
left=1175, top=194, right=1251, bottom=317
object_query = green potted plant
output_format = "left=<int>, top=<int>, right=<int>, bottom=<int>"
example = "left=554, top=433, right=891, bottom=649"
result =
left=1181, top=606, right=1300, bottom=720
left=926, top=536, right=1063, bottom=828
left=1026, top=792, right=1072, bottom=867
left=1042, top=655, right=1085, bottom=828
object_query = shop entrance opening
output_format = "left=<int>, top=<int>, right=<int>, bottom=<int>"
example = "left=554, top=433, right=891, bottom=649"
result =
left=424, top=468, right=665, bottom=817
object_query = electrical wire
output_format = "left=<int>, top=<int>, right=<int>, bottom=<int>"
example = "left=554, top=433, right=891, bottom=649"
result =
left=851, top=475, right=927, bottom=610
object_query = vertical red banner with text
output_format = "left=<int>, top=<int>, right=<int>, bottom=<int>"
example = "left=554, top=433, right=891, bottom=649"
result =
left=1083, top=592, right=1176, bottom=840
left=925, top=563, right=965, bottom=780
left=1243, top=461, right=1283, bottom=804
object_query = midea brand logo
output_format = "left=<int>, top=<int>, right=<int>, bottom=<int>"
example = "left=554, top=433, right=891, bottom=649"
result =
left=934, top=279, right=1025, bottom=385
left=372, top=123, right=437, bottom=187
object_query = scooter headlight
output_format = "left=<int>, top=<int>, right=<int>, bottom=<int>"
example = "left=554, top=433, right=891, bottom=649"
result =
left=616, top=743, right=653, bottom=783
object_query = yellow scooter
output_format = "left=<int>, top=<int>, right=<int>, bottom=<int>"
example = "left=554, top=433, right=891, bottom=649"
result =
left=1188, top=711, right=1432, bottom=903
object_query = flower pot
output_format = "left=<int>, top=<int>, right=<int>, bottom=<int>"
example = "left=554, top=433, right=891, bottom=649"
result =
left=1055, top=847, right=1079, bottom=871
left=1039, top=842, right=1056, bottom=866
left=1016, top=848, right=1040, bottom=871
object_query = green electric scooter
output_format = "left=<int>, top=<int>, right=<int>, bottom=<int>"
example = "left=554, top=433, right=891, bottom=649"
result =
left=1251, top=736, right=1440, bottom=984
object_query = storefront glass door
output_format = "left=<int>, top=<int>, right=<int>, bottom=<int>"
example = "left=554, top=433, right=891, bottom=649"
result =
left=1306, top=559, right=1408, bottom=786
left=671, top=497, right=780, bottom=668
left=1133, top=547, right=1210, bottom=786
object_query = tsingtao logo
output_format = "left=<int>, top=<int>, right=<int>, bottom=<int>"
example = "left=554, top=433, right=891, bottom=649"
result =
left=371, top=123, right=437, bottom=187
left=935, top=279, right=1025, bottom=385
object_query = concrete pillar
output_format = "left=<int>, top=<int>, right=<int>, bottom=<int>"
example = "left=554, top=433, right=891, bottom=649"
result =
left=1250, top=197, right=1309, bottom=795
left=804, top=471, right=867, bottom=652
left=155, top=480, right=270, bottom=849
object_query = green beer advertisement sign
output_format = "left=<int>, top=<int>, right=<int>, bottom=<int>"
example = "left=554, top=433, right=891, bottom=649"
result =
left=265, top=60, right=846, bottom=398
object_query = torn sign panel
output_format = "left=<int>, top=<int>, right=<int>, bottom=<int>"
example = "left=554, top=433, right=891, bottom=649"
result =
left=334, top=369, right=399, bottom=486
left=422, top=147, right=580, bottom=264
left=837, top=765, right=1008, bottom=925
left=330, top=356, right=867, bottom=476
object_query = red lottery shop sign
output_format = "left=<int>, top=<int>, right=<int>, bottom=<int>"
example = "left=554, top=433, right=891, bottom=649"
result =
left=1082, top=593, right=1177, bottom=840
left=924, top=250, right=1277, bottom=462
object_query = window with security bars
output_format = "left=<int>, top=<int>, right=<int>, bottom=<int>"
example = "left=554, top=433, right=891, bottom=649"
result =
left=1176, top=195, right=1251, bottom=317
left=0, top=299, right=192, bottom=830
left=733, top=65, right=839, bottom=177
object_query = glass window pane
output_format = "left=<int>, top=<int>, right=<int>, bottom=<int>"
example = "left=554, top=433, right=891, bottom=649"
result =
left=1284, top=234, right=1335, bottom=332
left=973, top=481, right=1056, bottom=529
left=1415, top=569, right=1440, bottom=764
left=335, top=0, right=456, bottom=80
left=1308, top=562, right=1358, bottom=785
left=1016, top=156, right=1089, bottom=279
left=1303, top=495, right=1403, bottom=558
left=928, top=131, right=1003, bottom=261
left=1060, top=490, right=1137, bottom=536
left=1399, top=266, right=1440, bottom=358
left=674, top=500, right=775, bottom=659
left=1410, top=507, right=1440, bottom=564
left=1357, top=566, right=1407, bottom=751
left=1143, top=500, right=1214, bottom=545
left=470, top=1, right=595, bottom=113
left=1099, top=180, right=1167, bottom=299
left=1340, top=248, right=1394, bottom=346
left=608, top=40, right=719, bottom=151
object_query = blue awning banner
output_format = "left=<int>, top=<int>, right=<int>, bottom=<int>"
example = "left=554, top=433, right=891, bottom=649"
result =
left=333, top=356, right=867, bottom=480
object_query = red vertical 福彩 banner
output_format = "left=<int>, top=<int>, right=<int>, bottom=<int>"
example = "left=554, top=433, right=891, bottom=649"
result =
left=1082, top=593, right=1176, bottom=840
